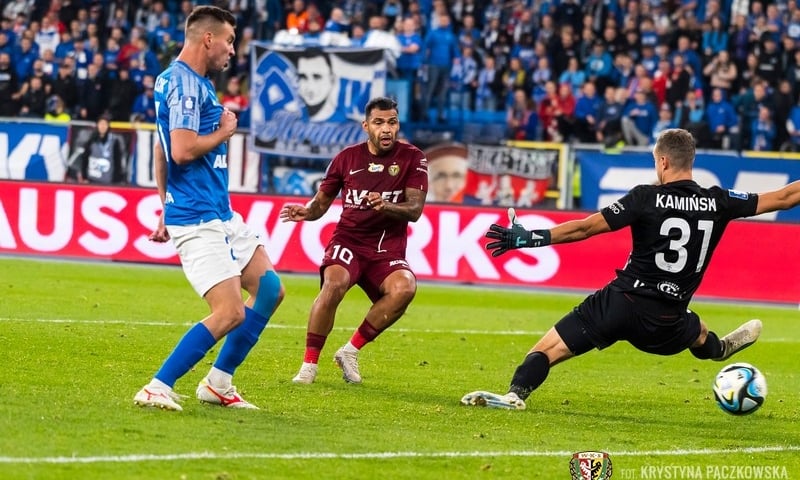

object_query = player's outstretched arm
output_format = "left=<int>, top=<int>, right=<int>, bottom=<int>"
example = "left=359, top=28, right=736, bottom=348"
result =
left=280, top=189, right=336, bottom=222
left=485, top=208, right=611, bottom=257
left=754, top=180, right=800, bottom=215
left=550, top=211, right=611, bottom=243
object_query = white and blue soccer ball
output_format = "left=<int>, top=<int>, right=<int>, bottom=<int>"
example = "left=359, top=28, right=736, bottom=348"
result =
left=712, top=362, right=767, bottom=415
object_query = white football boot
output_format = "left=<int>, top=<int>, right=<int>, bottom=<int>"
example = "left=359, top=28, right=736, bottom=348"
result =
left=714, top=319, right=762, bottom=362
left=460, top=391, right=526, bottom=410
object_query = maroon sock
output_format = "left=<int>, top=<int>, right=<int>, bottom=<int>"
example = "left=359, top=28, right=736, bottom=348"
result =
left=350, top=320, right=380, bottom=350
left=303, top=332, right=327, bottom=363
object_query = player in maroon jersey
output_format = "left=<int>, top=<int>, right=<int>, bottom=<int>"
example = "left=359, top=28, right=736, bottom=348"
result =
left=280, top=96, right=428, bottom=384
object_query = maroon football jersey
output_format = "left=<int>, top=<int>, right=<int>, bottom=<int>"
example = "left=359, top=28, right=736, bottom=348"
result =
left=319, top=141, right=428, bottom=254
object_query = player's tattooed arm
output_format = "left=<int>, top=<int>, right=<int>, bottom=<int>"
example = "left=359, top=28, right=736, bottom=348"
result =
left=368, top=187, right=426, bottom=221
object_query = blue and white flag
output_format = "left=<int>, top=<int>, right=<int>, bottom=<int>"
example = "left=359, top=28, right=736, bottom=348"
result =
left=250, top=43, right=387, bottom=158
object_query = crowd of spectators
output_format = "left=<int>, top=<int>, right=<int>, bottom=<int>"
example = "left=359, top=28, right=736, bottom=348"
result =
left=6, top=0, right=800, bottom=152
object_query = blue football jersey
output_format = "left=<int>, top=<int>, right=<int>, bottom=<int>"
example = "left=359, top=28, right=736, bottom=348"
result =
left=154, top=60, right=233, bottom=225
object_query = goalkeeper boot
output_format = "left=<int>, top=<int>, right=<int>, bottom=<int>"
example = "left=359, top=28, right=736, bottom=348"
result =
left=714, top=319, right=762, bottom=362
left=133, top=385, right=184, bottom=411
left=196, top=378, right=259, bottom=409
left=334, top=346, right=362, bottom=384
left=460, top=390, right=526, bottom=410
left=292, top=362, right=318, bottom=384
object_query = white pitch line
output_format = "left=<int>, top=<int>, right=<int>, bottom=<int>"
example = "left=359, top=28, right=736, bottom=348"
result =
left=1, top=445, right=799, bottom=465
left=0, top=317, right=546, bottom=336
left=2, top=317, right=799, bottom=341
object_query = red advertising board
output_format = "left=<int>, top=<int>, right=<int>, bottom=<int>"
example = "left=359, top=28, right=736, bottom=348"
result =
left=1, top=180, right=798, bottom=304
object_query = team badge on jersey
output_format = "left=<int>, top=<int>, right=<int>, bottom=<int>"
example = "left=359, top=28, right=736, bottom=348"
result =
left=368, top=163, right=384, bottom=173
left=727, top=189, right=748, bottom=200
left=569, top=451, right=613, bottom=480
left=388, top=165, right=400, bottom=176
left=657, top=281, right=681, bottom=298
left=182, top=96, right=196, bottom=115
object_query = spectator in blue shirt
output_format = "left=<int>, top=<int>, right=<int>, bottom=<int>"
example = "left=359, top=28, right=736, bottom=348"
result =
left=584, top=40, right=614, bottom=93
left=103, top=37, right=121, bottom=73
left=701, top=15, right=729, bottom=63
left=787, top=9, right=800, bottom=43
left=133, top=36, right=161, bottom=79
left=784, top=98, right=800, bottom=151
left=650, top=102, right=676, bottom=145
left=458, top=14, right=481, bottom=49
left=0, top=30, right=12, bottom=57
left=450, top=44, right=478, bottom=111
left=151, top=12, right=177, bottom=51
left=573, top=80, right=603, bottom=143
left=475, top=55, right=502, bottom=112
left=597, top=85, right=625, bottom=147
left=421, top=13, right=460, bottom=122
left=706, top=88, right=740, bottom=150
left=558, top=56, right=587, bottom=97
left=396, top=16, right=423, bottom=80
left=639, top=17, right=659, bottom=49
left=70, top=38, right=92, bottom=80
left=639, top=45, right=660, bottom=76
left=621, top=88, right=658, bottom=146
left=510, top=33, right=536, bottom=71
left=751, top=105, right=776, bottom=151
left=12, top=35, right=38, bottom=81
left=0, top=16, right=15, bottom=47
left=131, top=74, right=156, bottom=123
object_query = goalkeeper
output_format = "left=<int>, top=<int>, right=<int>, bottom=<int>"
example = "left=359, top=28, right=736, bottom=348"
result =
left=462, top=128, right=800, bottom=410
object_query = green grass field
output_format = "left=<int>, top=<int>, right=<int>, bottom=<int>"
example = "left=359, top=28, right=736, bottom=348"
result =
left=1, top=256, right=799, bottom=480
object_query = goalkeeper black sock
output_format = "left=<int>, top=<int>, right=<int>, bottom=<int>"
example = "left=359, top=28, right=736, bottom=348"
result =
left=508, top=351, right=550, bottom=401
left=690, top=331, right=723, bottom=359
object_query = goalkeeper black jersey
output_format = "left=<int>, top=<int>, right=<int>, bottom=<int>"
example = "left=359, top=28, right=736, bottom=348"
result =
left=600, top=180, right=758, bottom=305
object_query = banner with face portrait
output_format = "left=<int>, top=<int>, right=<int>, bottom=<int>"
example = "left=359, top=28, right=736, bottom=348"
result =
left=249, top=43, right=387, bottom=159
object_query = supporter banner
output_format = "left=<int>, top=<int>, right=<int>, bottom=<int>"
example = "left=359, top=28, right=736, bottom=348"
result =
left=426, top=142, right=563, bottom=207
left=462, top=144, right=554, bottom=207
left=0, top=121, right=69, bottom=182
left=579, top=151, right=800, bottom=221
left=2, top=180, right=798, bottom=304
left=249, top=43, right=386, bottom=158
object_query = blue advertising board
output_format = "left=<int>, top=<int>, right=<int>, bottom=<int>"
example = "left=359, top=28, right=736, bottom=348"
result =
left=578, top=151, right=800, bottom=222
left=0, top=121, right=69, bottom=182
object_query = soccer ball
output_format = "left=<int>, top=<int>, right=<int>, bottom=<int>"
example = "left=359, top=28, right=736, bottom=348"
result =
left=712, top=362, right=767, bottom=415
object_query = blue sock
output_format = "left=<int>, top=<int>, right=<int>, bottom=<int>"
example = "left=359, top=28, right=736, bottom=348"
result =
left=155, top=323, right=216, bottom=388
left=214, top=306, right=269, bottom=375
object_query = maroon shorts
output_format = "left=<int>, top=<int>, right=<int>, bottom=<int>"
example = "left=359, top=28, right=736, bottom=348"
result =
left=320, top=237, right=414, bottom=303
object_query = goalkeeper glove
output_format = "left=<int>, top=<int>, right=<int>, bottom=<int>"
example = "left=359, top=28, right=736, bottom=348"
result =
left=485, top=208, right=551, bottom=257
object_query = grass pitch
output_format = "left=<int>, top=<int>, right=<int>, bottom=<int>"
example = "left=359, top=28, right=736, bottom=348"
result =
left=1, top=257, right=799, bottom=479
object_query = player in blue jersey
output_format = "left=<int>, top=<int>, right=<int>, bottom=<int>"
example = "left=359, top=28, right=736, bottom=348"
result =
left=134, top=5, right=284, bottom=411
left=462, top=128, right=800, bottom=410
